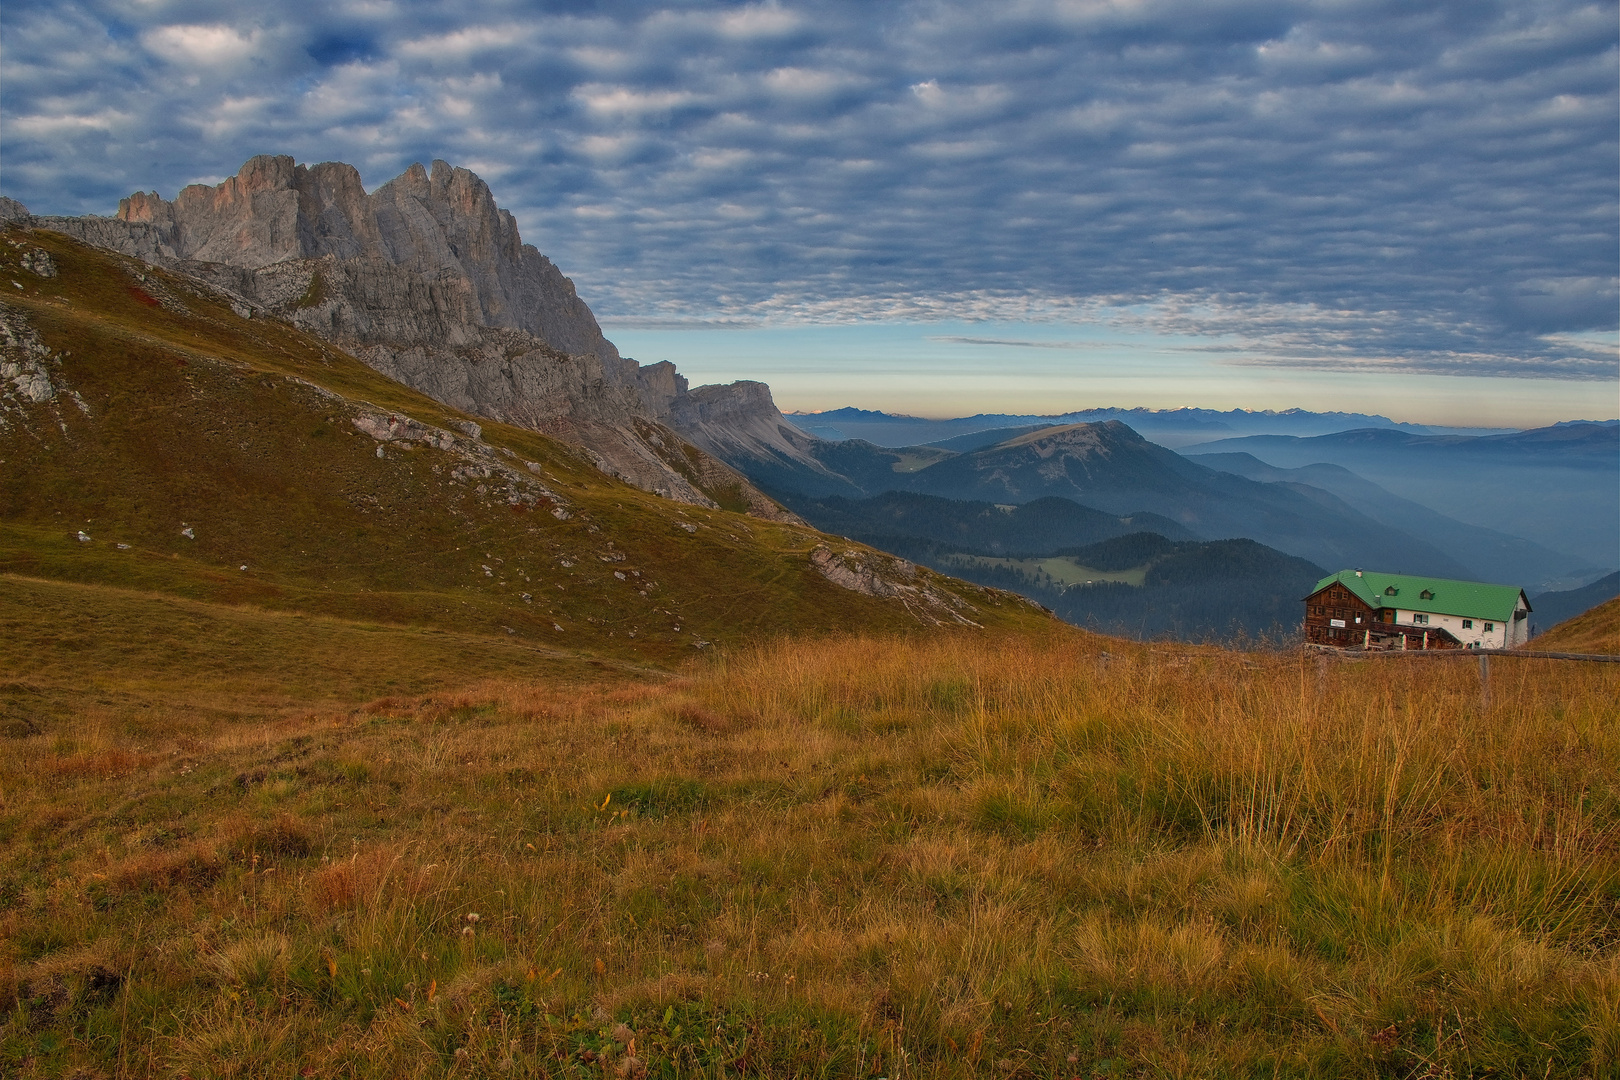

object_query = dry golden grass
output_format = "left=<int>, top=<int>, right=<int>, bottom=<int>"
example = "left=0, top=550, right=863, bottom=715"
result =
left=1535, top=596, right=1620, bottom=655
left=3, top=631, right=1617, bottom=1078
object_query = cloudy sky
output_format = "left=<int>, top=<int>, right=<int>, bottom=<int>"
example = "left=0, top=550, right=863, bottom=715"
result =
left=3, top=1, right=1616, bottom=424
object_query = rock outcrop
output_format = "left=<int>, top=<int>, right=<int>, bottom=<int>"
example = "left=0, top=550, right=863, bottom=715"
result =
left=0, top=304, right=93, bottom=433
left=11, top=156, right=796, bottom=519
left=808, top=544, right=985, bottom=626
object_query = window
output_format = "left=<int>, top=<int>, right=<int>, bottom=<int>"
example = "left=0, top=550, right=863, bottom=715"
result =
left=1484, top=622, right=1494, bottom=632
left=1384, top=586, right=1397, bottom=596
left=1420, top=589, right=1434, bottom=600
left=1462, top=619, right=1473, bottom=629
left=1412, top=613, right=1430, bottom=625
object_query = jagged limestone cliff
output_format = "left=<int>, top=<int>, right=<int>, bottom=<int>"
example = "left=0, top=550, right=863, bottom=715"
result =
left=5, top=157, right=804, bottom=516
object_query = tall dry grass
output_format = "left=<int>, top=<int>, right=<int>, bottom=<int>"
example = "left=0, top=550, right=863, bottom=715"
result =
left=3, top=632, right=1616, bottom=1078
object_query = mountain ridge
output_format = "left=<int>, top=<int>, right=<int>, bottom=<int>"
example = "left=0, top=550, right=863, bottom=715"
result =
left=786, top=405, right=1523, bottom=449
left=3, top=156, right=801, bottom=518
left=1, top=225, right=1047, bottom=658
left=742, top=420, right=1469, bottom=579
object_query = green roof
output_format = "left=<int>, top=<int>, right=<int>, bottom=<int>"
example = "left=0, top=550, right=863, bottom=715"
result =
left=1309, top=570, right=1529, bottom=621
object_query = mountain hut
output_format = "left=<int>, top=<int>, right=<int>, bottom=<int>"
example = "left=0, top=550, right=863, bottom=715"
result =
left=1303, top=569, right=1531, bottom=650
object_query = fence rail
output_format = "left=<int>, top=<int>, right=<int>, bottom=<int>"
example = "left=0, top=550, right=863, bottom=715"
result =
left=1307, top=644, right=1620, bottom=663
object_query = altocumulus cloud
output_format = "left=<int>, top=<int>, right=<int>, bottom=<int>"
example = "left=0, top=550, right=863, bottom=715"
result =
left=1, top=0, right=1615, bottom=379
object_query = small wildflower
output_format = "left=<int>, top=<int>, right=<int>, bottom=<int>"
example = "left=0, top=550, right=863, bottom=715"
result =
left=465, top=912, right=480, bottom=923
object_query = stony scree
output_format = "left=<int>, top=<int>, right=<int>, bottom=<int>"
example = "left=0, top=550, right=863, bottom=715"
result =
left=347, top=406, right=569, bottom=517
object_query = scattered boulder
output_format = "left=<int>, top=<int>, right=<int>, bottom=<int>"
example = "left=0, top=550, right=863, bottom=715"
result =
left=349, top=406, right=569, bottom=515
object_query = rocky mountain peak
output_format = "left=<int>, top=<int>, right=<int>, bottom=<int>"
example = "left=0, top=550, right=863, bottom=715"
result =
left=109, top=155, right=611, bottom=358
left=8, top=154, right=803, bottom=519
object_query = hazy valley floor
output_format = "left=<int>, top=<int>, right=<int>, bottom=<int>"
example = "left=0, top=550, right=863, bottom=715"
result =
left=2, top=587, right=1617, bottom=1079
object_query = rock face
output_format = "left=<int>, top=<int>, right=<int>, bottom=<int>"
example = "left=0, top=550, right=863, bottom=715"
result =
left=667, top=379, right=851, bottom=488
left=108, top=156, right=621, bottom=360
left=16, top=156, right=796, bottom=518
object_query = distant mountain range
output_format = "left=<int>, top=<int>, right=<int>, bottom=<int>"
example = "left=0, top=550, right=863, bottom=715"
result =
left=737, top=420, right=1473, bottom=580
left=1184, top=452, right=1584, bottom=589
left=762, top=409, right=1613, bottom=590
left=1179, top=423, right=1619, bottom=571
left=776, top=491, right=1196, bottom=557
left=787, top=406, right=1521, bottom=450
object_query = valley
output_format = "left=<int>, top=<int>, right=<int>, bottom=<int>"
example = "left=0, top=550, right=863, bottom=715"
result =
left=710, top=412, right=1614, bottom=639
left=1179, top=425, right=1620, bottom=571
left=938, top=554, right=1147, bottom=588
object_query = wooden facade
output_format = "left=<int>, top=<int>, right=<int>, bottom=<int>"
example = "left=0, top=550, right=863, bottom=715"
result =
left=1303, top=579, right=1462, bottom=650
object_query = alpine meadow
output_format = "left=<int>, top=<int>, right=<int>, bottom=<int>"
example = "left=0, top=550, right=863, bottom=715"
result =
left=3, top=1, right=1618, bottom=1071
left=1, top=218, right=1617, bottom=1079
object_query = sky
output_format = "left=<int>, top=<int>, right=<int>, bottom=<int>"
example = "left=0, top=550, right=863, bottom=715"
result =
left=2, top=0, right=1616, bottom=425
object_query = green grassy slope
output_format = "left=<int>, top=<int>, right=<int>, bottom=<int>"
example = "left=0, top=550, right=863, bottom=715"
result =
left=0, top=227, right=1049, bottom=663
